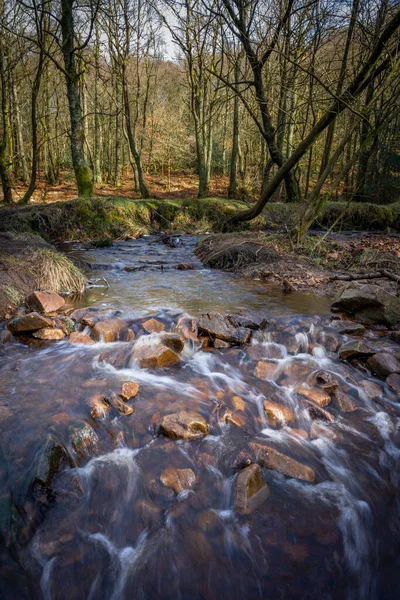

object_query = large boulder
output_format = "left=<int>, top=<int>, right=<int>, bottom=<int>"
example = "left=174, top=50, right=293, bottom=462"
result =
left=197, top=312, right=252, bottom=345
left=27, top=291, right=65, bottom=314
left=331, top=283, right=400, bottom=326
left=8, top=312, right=53, bottom=334
left=159, top=411, right=208, bottom=440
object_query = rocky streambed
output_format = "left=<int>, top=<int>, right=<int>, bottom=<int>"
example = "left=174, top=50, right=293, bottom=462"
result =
left=1, top=235, right=400, bottom=600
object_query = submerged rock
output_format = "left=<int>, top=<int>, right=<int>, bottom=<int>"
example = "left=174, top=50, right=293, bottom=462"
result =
left=32, top=434, right=70, bottom=490
left=339, top=340, right=375, bottom=360
left=160, top=468, right=196, bottom=493
left=32, top=328, right=65, bottom=341
left=69, top=422, right=99, bottom=460
left=386, top=373, right=400, bottom=393
left=304, top=400, right=334, bottom=422
left=360, top=379, right=383, bottom=399
left=367, top=353, right=400, bottom=378
left=27, top=291, right=65, bottom=314
left=159, top=332, right=185, bottom=353
left=334, top=391, right=357, bottom=412
left=263, top=399, right=294, bottom=427
left=91, top=318, right=127, bottom=342
left=159, top=411, right=208, bottom=440
left=235, top=463, right=268, bottom=513
left=197, top=312, right=252, bottom=345
left=250, top=442, right=315, bottom=483
left=331, top=283, right=400, bottom=326
left=255, top=360, right=279, bottom=381
left=8, top=312, right=54, bottom=334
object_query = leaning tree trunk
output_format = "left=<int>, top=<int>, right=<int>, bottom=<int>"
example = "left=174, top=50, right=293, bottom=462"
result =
left=60, top=0, right=94, bottom=197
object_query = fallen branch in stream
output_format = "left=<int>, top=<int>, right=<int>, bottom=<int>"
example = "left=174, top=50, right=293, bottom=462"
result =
left=330, top=270, right=400, bottom=284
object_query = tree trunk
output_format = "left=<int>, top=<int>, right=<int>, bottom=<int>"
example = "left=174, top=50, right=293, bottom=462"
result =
left=0, top=31, right=13, bottom=204
left=228, top=58, right=240, bottom=199
left=60, top=0, right=94, bottom=197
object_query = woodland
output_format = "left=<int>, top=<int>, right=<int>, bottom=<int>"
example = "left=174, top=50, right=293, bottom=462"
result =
left=0, top=0, right=399, bottom=240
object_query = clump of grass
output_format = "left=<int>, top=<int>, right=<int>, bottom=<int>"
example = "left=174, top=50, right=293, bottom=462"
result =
left=31, top=249, right=86, bottom=293
left=3, top=284, right=23, bottom=305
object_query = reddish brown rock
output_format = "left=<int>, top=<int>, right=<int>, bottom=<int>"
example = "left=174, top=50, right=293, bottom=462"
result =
left=88, top=395, right=111, bottom=419
left=246, top=344, right=284, bottom=361
left=367, top=353, right=400, bottom=378
left=254, top=360, right=279, bottom=381
left=0, top=405, right=12, bottom=421
left=68, top=332, right=96, bottom=345
left=8, top=312, right=54, bottom=334
left=295, top=385, right=331, bottom=407
left=310, top=370, right=339, bottom=394
left=386, top=373, right=400, bottom=393
left=142, top=318, right=165, bottom=334
left=319, top=330, right=343, bottom=352
left=263, top=400, right=294, bottom=427
left=250, top=443, right=315, bottom=483
left=159, top=411, right=208, bottom=440
left=81, top=315, right=98, bottom=327
left=279, top=359, right=315, bottom=385
left=224, top=410, right=246, bottom=427
left=91, top=318, right=127, bottom=342
left=27, top=291, right=65, bottom=314
left=120, top=382, right=139, bottom=400
left=214, top=339, right=230, bottom=349
left=175, top=315, right=198, bottom=341
left=160, top=468, right=196, bottom=493
left=334, top=391, right=357, bottom=412
left=235, top=463, right=268, bottom=513
left=69, top=422, right=99, bottom=460
left=109, top=394, right=134, bottom=416
left=176, top=263, right=194, bottom=270
left=130, top=344, right=180, bottom=369
left=32, top=328, right=65, bottom=341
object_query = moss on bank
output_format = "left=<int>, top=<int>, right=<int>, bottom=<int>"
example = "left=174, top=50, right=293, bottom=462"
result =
left=0, top=196, right=399, bottom=243
left=0, top=233, right=86, bottom=318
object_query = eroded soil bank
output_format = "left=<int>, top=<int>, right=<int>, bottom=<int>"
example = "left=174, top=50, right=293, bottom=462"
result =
left=196, top=231, right=400, bottom=295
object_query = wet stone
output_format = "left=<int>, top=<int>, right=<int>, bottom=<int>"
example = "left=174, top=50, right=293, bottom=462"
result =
left=250, top=442, right=316, bottom=483
left=255, top=360, right=279, bottom=381
left=68, top=332, right=95, bottom=345
left=159, top=332, right=185, bottom=353
left=386, top=373, right=400, bottom=393
left=197, top=312, right=252, bottom=345
left=310, top=421, right=338, bottom=440
left=175, top=315, right=198, bottom=341
left=88, top=395, right=111, bottom=419
left=27, top=291, right=65, bottom=314
left=91, top=318, right=127, bottom=343
left=295, top=385, right=331, bottom=407
left=367, top=353, right=400, bottom=378
left=235, top=463, right=268, bottom=514
left=246, top=343, right=285, bottom=361
left=334, top=391, right=357, bottom=413
left=331, top=283, right=400, bottom=326
left=339, top=340, right=375, bottom=360
left=263, top=400, right=293, bottom=427
left=319, top=330, right=343, bottom=352
left=214, top=339, right=231, bottom=349
left=160, top=468, right=196, bottom=493
left=159, top=411, right=208, bottom=440
left=331, top=320, right=366, bottom=336
left=312, top=370, right=339, bottom=394
left=142, top=318, right=165, bottom=334
left=232, top=395, right=245, bottom=411
left=8, top=312, right=54, bottom=334
left=109, top=394, right=134, bottom=416
left=120, top=382, right=139, bottom=400
left=69, top=422, right=99, bottom=461
left=130, top=344, right=180, bottom=369
left=32, top=328, right=65, bottom=341
left=304, top=400, right=334, bottom=422
left=33, top=434, right=69, bottom=490
left=360, top=379, right=383, bottom=399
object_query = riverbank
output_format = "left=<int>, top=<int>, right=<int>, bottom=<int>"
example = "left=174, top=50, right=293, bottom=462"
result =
left=0, top=232, right=86, bottom=319
left=1, top=196, right=399, bottom=242
left=195, top=231, right=400, bottom=295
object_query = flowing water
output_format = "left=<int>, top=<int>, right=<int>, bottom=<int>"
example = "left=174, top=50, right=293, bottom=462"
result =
left=1, top=235, right=400, bottom=599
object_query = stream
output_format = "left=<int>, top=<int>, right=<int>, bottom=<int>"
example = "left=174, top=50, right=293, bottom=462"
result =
left=1, top=234, right=400, bottom=599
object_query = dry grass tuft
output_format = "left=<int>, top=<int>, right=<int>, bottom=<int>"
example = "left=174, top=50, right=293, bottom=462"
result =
left=31, top=249, right=86, bottom=293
